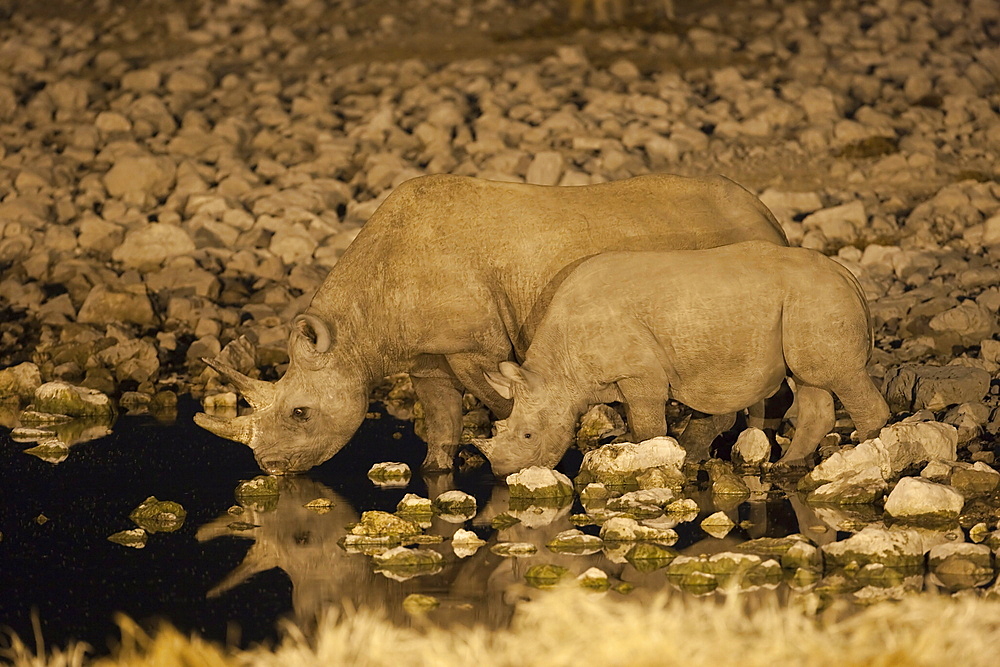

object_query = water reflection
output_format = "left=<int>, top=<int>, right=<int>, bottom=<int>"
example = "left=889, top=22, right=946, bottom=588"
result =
left=195, top=469, right=838, bottom=639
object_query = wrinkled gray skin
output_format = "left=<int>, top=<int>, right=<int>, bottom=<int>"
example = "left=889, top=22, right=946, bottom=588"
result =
left=194, top=174, right=787, bottom=474
left=479, top=242, right=891, bottom=476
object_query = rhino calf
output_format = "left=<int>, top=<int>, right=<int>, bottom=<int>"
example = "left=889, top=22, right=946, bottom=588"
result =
left=479, top=241, right=890, bottom=476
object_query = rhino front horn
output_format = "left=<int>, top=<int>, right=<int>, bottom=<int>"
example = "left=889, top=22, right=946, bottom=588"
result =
left=202, top=357, right=275, bottom=410
left=194, top=412, right=255, bottom=446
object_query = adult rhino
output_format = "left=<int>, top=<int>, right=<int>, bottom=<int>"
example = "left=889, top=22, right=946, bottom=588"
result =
left=195, top=173, right=787, bottom=474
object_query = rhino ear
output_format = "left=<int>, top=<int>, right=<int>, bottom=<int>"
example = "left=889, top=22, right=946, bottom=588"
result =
left=293, top=314, right=333, bottom=355
left=484, top=369, right=514, bottom=400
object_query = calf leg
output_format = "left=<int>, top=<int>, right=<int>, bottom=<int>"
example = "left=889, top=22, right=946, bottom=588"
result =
left=778, top=384, right=834, bottom=465
left=747, top=379, right=794, bottom=432
left=679, top=411, right=736, bottom=462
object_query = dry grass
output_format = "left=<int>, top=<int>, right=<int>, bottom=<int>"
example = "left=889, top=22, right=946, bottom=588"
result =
left=6, top=587, right=1000, bottom=667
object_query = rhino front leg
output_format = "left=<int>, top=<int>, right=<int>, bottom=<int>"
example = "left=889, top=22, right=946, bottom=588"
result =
left=778, top=384, right=834, bottom=465
left=412, top=372, right=465, bottom=472
left=616, top=378, right=669, bottom=442
left=679, top=411, right=737, bottom=462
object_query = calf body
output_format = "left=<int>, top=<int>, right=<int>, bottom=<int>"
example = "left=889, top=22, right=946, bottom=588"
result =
left=480, top=242, right=890, bottom=475
left=194, top=174, right=787, bottom=474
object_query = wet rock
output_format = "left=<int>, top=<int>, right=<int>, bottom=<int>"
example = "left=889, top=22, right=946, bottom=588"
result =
left=0, top=362, right=42, bottom=400
left=367, top=462, right=411, bottom=487
left=624, top=542, right=679, bottom=573
left=373, top=546, right=443, bottom=581
left=31, top=382, right=114, bottom=418
left=23, top=439, right=70, bottom=465
left=666, top=552, right=780, bottom=593
left=129, top=496, right=187, bottom=533
left=234, top=476, right=279, bottom=511
left=396, top=493, right=433, bottom=519
left=507, top=466, right=574, bottom=500
left=884, top=476, right=965, bottom=524
left=525, top=563, right=571, bottom=589
left=599, top=516, right=678, bottom=545
left=108, top=528, right=147, bottom=549
left=732, top=427, right=771, bottom=466
left=432, top=490, right=476, bottom=521
left=606, top=488, right=676, bottom=518
left=351, top=511, right=422, bottom=539
left=576, top=567, right=611, bottom=592
left=451, top=529, right=486, bottom=558
left=707, top=460, right=750, bottom=497
left=821, top=527, right=927, bottom=571
left=402, top=593, right=439, bottom=615
left=576, top=436, right=686, bottom=489
left=546, top=529, right=603, bottom=555
left=489, top=542, right=537, bottom=558
left=927, top=542, right=994, bottom=590
left=884, top=365, right=992, bottom=412
left=801, top=421, right=958, bottom=493
left=807, top=465, right=888, bottom=505
left=575, top=404, right=626, bottom=451
left=924, top=460, right=1000, bottom=498
left=701, top=511, right=736, bottom=539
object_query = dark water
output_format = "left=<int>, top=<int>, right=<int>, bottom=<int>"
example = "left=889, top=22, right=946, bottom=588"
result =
left=0, top=397, right=804, bottom=657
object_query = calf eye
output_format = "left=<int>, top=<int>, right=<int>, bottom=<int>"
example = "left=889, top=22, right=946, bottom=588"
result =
left=523, top=433, right=532, bottom=439
left=291, top=407, right=311, bottom=421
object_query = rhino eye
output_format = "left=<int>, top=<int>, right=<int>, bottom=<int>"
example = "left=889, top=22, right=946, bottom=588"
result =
left=291, top=407, right=311, bottom=422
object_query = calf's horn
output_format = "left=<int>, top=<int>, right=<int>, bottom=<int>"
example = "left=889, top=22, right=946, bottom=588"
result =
left=202, top=357, right=275, bottom=410
left=194, top=412, right=255, bottom=446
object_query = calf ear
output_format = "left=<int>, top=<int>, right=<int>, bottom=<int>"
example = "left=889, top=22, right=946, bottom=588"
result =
left=484, top=369, right=514, bottom=400
left=293, top=314, right=334, bottom=355
left=498, top=361, right=544, bottom=392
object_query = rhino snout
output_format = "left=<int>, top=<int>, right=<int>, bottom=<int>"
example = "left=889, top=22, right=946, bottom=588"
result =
left=257, top=453, right=311, bottom=475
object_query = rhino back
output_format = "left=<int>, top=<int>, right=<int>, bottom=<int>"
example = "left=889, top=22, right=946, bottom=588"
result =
left=530, top=242, right=869, bottom=388
left=309, top=175, right=786, bottom=354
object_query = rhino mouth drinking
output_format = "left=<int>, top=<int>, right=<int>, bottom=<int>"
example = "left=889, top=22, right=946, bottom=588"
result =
left=194, top=174, right=789, bottom=475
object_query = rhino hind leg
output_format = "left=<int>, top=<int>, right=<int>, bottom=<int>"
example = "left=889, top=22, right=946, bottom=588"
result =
left=412, top=373, right=465, bottom=471
left=778, top=384, right=835, bottom=465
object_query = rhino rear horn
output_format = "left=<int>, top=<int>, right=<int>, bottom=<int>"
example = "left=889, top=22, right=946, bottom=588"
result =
left=293, top=313, right=333, bottom=354
left=202, top=357, right=275, bottom=410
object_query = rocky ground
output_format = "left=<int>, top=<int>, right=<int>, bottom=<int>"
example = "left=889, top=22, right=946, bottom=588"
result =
left=0, top=0, right=999, bottom=460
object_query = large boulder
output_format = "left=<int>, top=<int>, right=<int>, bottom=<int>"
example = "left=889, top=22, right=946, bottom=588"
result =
left=883, top=365, right=991, bottom=412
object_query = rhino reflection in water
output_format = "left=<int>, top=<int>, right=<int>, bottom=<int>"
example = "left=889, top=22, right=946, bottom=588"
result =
left=195, top=174, right=789, bottom=474
left=197, top=478, right=388, bottom=626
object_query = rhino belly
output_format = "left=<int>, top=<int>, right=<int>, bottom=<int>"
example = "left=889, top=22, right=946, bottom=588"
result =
left=667, top=345, right=788, bottom=415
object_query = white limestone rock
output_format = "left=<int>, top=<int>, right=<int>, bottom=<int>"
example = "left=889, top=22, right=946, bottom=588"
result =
left=884, top=476, right=965, bottom=523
